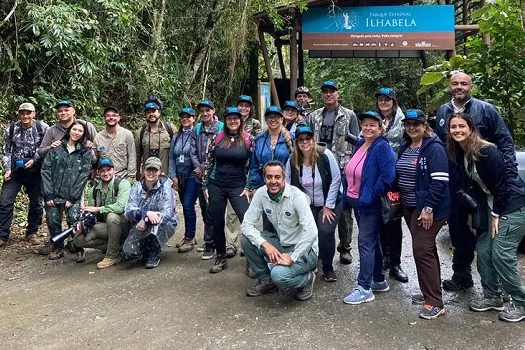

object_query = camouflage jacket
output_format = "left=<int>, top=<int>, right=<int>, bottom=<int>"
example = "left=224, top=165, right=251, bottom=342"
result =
left=41, top=140, right=93, bottom=202
left=244, top=116, right=262, bottom=137
left=310, top=104, right=359, bottom=169
left=2, top=120, right=49, bottom=172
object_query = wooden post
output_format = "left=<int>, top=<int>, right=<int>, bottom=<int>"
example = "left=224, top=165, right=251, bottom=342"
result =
left=276, top=43, right=287, bottom=79
left=297, top=12, right=305, bottom=87
left=289, top=9, right=298, bottom=99
left=258, top=24, right=280, bottom=107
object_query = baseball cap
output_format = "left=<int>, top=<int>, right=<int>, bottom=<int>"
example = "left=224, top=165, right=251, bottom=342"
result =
left=103, top=106, right=120, bottom=115
left=144, top=101, right=161, bottom=112
left=179, top=107, right=196, bottom=117
left=321, top=80, right=338, bottom=91
left=295, top=86, right=311, bottom=97
left=283, top=100, right=300, bottom=112
left=294, top=123, right=314, bottom=139
left=197, top=99, right=215, bottom=110
left=144, top=157, right=162, bottom=170
left=55, top=99, right=74, bottom=109
left=18, top=102, right=36, bottom=112
left=224, top=106, right=242, bottom=118
left=97, top=157, right=114, bottom=170
left=375, top=87, right=397, bottom=100
left=403, top=109, right=427, bottom=124
left=264, top=105, right=283, bottom=118
left=237, top=95, right=253, bottom=105
left=358, top=110, right=383, bottom=122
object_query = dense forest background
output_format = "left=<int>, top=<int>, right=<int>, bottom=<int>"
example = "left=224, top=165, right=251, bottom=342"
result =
left=1, top=0, right=524, bottom=142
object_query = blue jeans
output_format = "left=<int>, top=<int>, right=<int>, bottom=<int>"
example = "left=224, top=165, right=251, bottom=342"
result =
left=178, top=175, right=198, bottom=239
left=344, top=194, right=385, bottom=290
left=241, top=231, right=317, bottom=291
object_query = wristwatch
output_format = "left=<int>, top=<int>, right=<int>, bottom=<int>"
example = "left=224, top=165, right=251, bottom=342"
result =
left=424, top=206, right=433, bottom=214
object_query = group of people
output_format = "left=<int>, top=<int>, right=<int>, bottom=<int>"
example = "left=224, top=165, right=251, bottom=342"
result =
left=1, top=72, right=525, bottom=323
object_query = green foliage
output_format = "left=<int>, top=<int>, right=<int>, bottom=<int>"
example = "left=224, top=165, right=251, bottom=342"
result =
left=418, top=0, right=525, bottom=144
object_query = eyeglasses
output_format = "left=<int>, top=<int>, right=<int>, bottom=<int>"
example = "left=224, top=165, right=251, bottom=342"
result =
left=298, top=137, right=313, bottom=143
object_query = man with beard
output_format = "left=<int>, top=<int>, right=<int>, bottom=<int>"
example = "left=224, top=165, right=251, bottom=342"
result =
left=435, top=72, right=517, bottom=292
left=241, top=161, right=318, bottom=301
left=191, top=99, right=223, bottom=260
left=0, top=102, right=48, bottom=247
left=37, top=100, right=97, bottom=158
left=135, top=97, right=174, bottom=179
left=309, top=80, right=359, bottom=265
left=94, top=107, right=136, bottom=181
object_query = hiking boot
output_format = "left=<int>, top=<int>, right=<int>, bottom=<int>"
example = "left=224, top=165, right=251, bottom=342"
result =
left=295, top=271, right=316, bottom=301
left=201, top=248, right=215, bottom=260
left=419, top=304, right=445, bottom=320
left=145, top=252, right=161, bottom=269
left=177, top=237, right=196, bottom=253
left=196, top=243, right=206, bottom=252
left=225, top=246, right=237, bottom=259
left=209, top=254, right=227, bottom=273
left=246, top=277, right=278, bottom=297
left=0, top=238, right=7, bottom=247
left=343, top=285, right=375, bottom=305
left=469, top=296, right=504, bottom=312
left=97, top=256, right=122, bottom=269
left=339, top=251, right=352, bottom=265
left=323, top=269, right=337, bottom=283
left=371, top=280, right=390, bottom=293
left=75, top=248, right=86, bottom=263
left=38, top=242, right=53, bottom=255
left=26, top=234, right=40, bottom=245
left=411, top=294, right=425, bottom=305
left=498, top=304, right=525, bottom=323
left=442, top=277, right=474, bottom=292
left=389, top=265, right=408, bottom=283
left=49, top=248, right=64, bottom=260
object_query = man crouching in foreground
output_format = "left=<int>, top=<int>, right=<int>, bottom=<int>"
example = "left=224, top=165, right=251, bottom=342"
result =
left=241, top=161, right=318, bottom=301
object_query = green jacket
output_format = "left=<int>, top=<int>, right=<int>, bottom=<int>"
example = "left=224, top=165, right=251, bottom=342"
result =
left=41, top=140, right=93, bottom=202
left=86, top=177, right=131, bottom=218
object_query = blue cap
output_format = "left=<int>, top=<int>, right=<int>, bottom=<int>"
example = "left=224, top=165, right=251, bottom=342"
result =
left=237, top=95, right=253, bottom=105
left=224, top=106, right=242, bottom=118
left=55, top=99, right=74, bottom=109
left=179, top=107, right=196, bottom=117
left=321, top=80, right=338, bottom=91
left=294, top=123, right=314, bottom=139
left=144, top=101, right=161, bottom=111
left=358, top=110, right=382, bottom=122
left=197, top=99, right=214, bottom=110
left=375, top=87, right=397, bottom=100
left=283, top=100, right=299, bottom=112
left=403, top=109, right=427, bottom=123
left=264, top=105, right=283, bottom=118
left=97, top=157, right=114, bottom=170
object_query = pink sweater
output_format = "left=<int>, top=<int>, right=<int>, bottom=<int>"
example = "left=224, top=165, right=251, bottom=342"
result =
left=345, top=146, right=368, bottom=199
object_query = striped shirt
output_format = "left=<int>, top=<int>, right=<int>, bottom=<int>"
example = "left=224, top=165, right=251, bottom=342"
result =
left=396, top=146, right=420, bottom=207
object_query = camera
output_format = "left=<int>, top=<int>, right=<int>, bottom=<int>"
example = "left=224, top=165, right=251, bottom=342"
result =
left=77, top=212, right=97, bottom=234
left=456, top=190, right=478, bottom=210
left=149, top=149, right=160, bottom=158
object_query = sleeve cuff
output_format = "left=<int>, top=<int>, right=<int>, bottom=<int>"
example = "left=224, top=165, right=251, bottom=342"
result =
left=491, top=211, right=499, bottom=218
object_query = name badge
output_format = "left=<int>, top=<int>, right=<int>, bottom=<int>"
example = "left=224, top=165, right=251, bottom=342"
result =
left=265, top=208, right=272, bottom=214
left=179, top=155, right=185, bottom=163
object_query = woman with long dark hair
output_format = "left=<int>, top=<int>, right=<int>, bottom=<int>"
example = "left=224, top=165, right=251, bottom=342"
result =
left=375, top=87, right=408, bottom=282
left=203, top=107, right=253, bottom=273
left=41, top=121, right=93, bottom=260
left=396, top=109, right=449, bottom=320
left=448, top=112, right=525, bottom=323
left=285, top=123, right=341, bottom=282
left=169, top=107, right=198, bottom=253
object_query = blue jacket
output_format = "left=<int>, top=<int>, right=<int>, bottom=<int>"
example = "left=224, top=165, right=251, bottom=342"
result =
left=398, top=135, right=450, bottom=221
left=343, top=136, right=396, bottom=214
left=435, top=98, right=518, bottom=183
left=246, top=130, right=291, bottom=190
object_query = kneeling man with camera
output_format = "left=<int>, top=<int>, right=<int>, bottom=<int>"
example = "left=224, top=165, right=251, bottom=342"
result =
left=241, top=161, right=318, bottom=301
left=74, top=157, right=131, bottom=268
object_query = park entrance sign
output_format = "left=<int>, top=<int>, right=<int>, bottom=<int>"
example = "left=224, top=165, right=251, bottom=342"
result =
left=303, top=5, right=455, bottom=53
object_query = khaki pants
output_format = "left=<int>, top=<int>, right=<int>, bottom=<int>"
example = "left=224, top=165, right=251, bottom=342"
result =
left=74, top=213, right=129, bottom=259
left=225, top=200, right=241, bottom=250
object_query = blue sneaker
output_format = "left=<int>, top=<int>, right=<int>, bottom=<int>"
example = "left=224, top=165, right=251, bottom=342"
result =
left=371, top=280, right=390, bottom=292
left=343, top=286, right=375, bottom=305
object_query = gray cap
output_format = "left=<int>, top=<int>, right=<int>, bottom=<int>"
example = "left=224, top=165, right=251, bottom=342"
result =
left=144, top=157, right=162, bottom=170
left=18, top=102, right=36, bottom=112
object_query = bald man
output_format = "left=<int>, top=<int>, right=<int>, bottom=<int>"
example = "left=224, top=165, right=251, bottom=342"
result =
left=435, top=72, right=520, bottom=292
